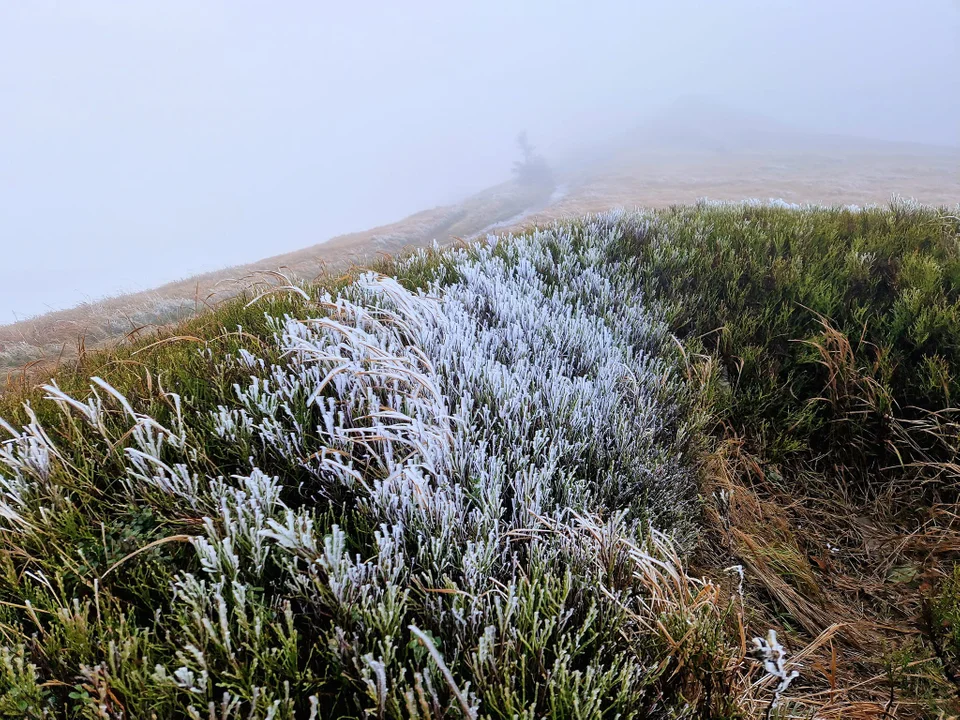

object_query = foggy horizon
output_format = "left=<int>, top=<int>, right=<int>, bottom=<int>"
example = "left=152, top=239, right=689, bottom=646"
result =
left=2, top=1, right=958, bottom=321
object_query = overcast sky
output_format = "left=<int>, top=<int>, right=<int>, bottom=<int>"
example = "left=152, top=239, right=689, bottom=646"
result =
left=2, top=1, right=958, bottom=321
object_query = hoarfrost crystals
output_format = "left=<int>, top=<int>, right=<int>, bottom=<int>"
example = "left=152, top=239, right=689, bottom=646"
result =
left=753, top=629, right=799, bottom=709
left=0, top=211, right=705, bottom=717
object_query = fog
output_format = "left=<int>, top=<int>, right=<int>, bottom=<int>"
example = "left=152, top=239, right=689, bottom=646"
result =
left=1, top=1, right=958, bottom=321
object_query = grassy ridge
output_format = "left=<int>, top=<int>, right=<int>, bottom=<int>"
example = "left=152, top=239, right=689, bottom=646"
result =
left=619, top=201, right=960, bottom=713
left=2, top=203, right=960, bottom=718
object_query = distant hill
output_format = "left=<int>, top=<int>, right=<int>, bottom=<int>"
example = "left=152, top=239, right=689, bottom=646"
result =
left=3, top=115, right=959, bottom=383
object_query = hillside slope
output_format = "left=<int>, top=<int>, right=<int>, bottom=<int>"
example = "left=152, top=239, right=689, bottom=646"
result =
left=3, top=202, right=960, bottom=717
left=4, top=117, right=958, bottom=385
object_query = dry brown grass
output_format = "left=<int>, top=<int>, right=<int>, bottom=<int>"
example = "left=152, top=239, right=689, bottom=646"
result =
left=5, top=142, right=958, bottom=393
left=694, top=426, right=960, bottom=717
left=0, top=181, right=550, bottom=388
left=510, top=146, right=960, bottom=233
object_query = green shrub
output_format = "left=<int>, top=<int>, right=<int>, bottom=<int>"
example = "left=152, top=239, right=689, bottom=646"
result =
left=616, top=200, right=960, bottom=485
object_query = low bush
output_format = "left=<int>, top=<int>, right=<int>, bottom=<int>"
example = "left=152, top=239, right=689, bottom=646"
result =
left=615, top=200, right=960, bottom=487
left=0, top=217, right=750, bottom=718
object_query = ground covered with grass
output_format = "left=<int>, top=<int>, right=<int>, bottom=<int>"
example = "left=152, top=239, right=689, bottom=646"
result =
left=1, top=202, right=960, bottom=718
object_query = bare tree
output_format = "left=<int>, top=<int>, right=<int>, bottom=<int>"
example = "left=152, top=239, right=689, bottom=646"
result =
left=511, top=131, right=554, bottom=187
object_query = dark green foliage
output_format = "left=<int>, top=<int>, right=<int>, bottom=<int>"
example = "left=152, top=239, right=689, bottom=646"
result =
left=617, top=201, right=960, bottom=482
left=615, top=201, right=960, bottom=696
left=928, top=566, right=960, bottom=697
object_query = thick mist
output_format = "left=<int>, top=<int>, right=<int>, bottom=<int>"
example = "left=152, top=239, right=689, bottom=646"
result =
left=1, top=1, right=958, bottom=320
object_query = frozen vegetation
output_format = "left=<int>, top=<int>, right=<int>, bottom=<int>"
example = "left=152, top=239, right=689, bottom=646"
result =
left=0, top=214, right=750, bottom=718
left=5, top=202, right=960, bottom=717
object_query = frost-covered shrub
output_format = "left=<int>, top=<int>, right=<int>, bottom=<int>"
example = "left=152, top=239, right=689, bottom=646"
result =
left=101, top=297, right=195, bottom=336
left=0, top=214, right=726, bottom=718
left=0, top=341, right=43, bottom=370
